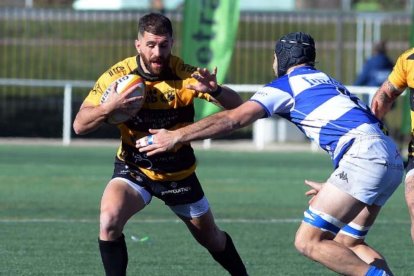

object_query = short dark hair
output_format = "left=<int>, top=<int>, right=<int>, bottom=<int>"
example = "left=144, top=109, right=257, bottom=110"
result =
left=138, top=13, right=173, bottom=37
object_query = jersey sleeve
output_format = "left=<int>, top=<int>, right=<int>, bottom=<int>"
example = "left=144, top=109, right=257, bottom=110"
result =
left=83, top=73, right=116, bottom=106
left=170, top=56, right=213, bottom=103
left=388, top=51, right=408, bottom=90
left=83, top=57, right=137, bottom=106
left=250, top=86, right=293, bottom=117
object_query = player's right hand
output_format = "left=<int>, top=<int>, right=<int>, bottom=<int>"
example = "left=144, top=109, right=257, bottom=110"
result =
left=304, top=180, right=324, bottom=205
left=136, top=128, right=180, bottom=156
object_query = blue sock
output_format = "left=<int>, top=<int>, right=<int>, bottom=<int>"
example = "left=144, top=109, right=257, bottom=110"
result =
left=365, top=265, right=387, bottom=276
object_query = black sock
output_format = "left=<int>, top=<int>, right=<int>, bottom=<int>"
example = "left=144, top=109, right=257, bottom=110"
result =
left=98, top=234, right=128, bottom=276
left=209, top=232, right=248, bottom=276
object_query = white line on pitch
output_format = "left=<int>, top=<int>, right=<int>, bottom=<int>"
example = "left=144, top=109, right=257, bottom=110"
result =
left=0, top=218, right=409, bottom=224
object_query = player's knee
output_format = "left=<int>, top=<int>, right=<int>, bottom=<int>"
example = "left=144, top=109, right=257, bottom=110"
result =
left=99, top=210, right=123, bottom=239
left=294, top=232, right=316, bottom=258
left=295, top=207, right=342, bottom=257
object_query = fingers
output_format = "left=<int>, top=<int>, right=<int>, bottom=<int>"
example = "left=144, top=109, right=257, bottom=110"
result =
left=304, top=179, right=325, bottom=206
left=198, top=67, right=209, bottom=75
left=305, top=189, right=318, bottom=197
left=136, top=134, right=154, bottom=148
left=193, top=67, right=216, bottom=78
left=124, top=95, right=144, bottom=102
left=304, top=179, right=323, bottom=191
left=135, top=133, right=166, bottom=157
left=135, top=129, right=161, bottom=148
left=185, top=84, right=196, bottom=91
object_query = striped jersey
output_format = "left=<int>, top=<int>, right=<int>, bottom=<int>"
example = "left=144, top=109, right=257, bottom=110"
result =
left=250, top=65, right=382, bottom=167
left=83, top=55, right=214, bottom=181
left=388, top=48, right=414, bottom=158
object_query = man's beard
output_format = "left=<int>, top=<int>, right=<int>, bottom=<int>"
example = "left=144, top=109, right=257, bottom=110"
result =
left=141, top=54, right=170, bottom=76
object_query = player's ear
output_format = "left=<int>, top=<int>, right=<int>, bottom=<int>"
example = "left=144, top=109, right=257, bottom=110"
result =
left=135, top=39, right=140, bottom=53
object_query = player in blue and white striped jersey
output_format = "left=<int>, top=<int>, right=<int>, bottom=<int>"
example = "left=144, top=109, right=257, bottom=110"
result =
left=137, top=32, right=404, bottom=276
left=252, top=61, right=380, bottom=169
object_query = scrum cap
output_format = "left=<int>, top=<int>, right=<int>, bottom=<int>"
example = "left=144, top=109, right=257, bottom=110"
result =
left=275, top=32, right=316, bottom=77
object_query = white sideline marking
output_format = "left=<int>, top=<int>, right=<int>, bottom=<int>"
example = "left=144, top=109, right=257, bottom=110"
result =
left=0, top=218, right=300, bottom=224
left=0, top=218, right=409, bottom=224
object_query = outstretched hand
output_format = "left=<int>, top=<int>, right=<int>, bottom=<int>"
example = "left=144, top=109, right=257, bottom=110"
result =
left=136, top=129, right=180, bottom=156
left=304, top=180, right=324, bottom=205
left=187, top=67, right=219, bottom=93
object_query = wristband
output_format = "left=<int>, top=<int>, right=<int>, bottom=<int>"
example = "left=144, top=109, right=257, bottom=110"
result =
left=210, top=85, right=223, bottom=98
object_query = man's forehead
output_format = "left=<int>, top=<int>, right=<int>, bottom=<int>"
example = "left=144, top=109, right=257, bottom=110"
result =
left=140, top=31, right=171, bottom=43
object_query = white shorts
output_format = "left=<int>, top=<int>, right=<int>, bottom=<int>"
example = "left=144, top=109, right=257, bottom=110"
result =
left=328, top=135, right=404, bottom=206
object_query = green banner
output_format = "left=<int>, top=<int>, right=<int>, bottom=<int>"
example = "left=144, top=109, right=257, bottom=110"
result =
left=182, top=0, right=240, bottom=120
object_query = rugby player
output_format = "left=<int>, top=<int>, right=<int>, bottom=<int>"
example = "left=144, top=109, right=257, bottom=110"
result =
left=73, top=13, right=248, bottom=276
left=137, top=32, right=403, bottom=276
left=370, top=48, right=414, bottom=244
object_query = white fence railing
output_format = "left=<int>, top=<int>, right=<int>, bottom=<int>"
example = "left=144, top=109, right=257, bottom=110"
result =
left=0, top=78, right=378, bottom=148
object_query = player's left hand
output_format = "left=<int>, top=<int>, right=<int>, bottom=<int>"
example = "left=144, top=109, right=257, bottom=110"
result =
left=304, top=180, right=324, bottom=205
left=136, top=129, right=179, bottom=156
left=187, top=67, right=219, bottom=93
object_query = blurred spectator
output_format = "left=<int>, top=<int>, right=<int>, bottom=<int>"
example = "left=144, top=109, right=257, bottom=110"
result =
left=151, top=0, right=165, bottom=14
left=354, top=41, right=394, bottom=86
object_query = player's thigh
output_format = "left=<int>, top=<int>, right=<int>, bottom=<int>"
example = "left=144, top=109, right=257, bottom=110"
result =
left=405, top=161, right=414, bottom=201
left=295, top=183, right=360, bottom=243
left=311, top=181, right=366, bottom=224
left=335, top=204, right=381, bottom=246
left=350, top=204, right=381, bottom=228
left=100, top=178, right=146, bottom=223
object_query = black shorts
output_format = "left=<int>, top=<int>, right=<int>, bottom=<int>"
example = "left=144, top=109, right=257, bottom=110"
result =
left=406, top=155, right=414, bottom=173
left=112, top=158, right=205, bottom=206
left=407, top=139, right=414, bottom=173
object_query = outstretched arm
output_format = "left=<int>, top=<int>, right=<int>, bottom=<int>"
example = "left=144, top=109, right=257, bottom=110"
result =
left=136, top=101, right=265, bottom=156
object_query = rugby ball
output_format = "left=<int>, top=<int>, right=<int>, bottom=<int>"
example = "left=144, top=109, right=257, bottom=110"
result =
left=100, top=74, right=146, bottom=124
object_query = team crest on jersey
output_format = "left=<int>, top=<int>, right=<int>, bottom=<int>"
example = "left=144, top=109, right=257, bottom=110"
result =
left=160, top=88, right=175, bottom=103
left=145, top=87, right=176, bottom=104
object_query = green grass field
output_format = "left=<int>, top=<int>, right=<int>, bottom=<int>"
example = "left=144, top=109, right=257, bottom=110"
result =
left=0, top=144, right=413, bottom=275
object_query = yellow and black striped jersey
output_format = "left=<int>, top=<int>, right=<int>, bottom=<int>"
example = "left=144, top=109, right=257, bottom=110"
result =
left=388, top=48, right=414, bottom=157
left=83, top=55, right=215, bottom=181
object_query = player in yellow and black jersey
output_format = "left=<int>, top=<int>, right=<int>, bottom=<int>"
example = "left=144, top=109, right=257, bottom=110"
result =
left=371, top=47, right=414, bottom=244
left=73, top=13, right=248, bottom=276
